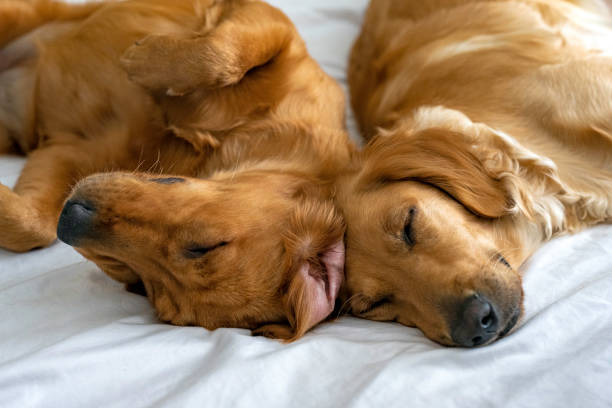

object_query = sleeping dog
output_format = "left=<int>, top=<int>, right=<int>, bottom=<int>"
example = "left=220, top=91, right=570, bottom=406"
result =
left=0, top=0, right=352, bottom=341
left=337, top=0, right=612, bottom=346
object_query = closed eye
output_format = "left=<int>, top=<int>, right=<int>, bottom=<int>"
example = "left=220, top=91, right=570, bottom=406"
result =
left=403, top=206, right=417, bottom=247
left=496, top=253, right=512, bottom=269
left=184, top=241, right=228, bottom=259
left=358, top=296, right=392, bottom=315
left=150, top=177, right=185, bottom=184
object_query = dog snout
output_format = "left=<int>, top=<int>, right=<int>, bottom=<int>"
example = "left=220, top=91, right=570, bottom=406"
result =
left=451, top=294, right=499, bottom=347
left=57, top=199, right=97, bottom=246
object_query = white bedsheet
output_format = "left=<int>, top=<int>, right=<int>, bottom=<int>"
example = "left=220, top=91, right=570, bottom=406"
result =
left=1, top=1, right=611, bottom=407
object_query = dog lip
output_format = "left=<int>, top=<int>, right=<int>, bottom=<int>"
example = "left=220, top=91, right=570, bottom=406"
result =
left=498, top=308, right=521, bottom=338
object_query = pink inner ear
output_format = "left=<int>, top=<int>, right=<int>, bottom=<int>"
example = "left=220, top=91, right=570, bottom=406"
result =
left=298, top=240, right=345, bottom=328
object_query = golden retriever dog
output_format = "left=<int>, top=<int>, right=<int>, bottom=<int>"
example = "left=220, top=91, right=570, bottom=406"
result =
left=0, top=0, right=352, bottom=341
left=337, top=0, right=612, bottom=347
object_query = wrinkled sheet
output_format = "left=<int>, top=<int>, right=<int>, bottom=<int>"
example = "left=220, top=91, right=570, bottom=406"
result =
left=1, top=1, right=611, bottom=407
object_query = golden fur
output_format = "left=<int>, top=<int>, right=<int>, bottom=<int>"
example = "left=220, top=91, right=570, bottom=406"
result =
left=337, top=0, right=612, bottom=346
left=0, top=0, right=353, bottom=340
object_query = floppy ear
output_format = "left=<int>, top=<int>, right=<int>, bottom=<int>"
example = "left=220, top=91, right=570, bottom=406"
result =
left=358, top=128, right=514, bottom=218
left=252, top=200, right=345, bottom=342
left=120, top=1, right=296, bottom=95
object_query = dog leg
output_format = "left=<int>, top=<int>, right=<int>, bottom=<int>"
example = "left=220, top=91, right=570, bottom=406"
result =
left=0, top=143, right=97, bottom=252
left=120, top=1, right=297, bottom=96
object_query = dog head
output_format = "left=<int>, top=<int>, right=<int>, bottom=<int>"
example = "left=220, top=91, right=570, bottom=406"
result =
left=57, top=170, right=345, bottom=341
left=337, top=126, right=525, bottom=347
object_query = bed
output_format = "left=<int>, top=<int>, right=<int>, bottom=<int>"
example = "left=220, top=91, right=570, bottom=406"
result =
left=1, top=1, right=611, bottom=407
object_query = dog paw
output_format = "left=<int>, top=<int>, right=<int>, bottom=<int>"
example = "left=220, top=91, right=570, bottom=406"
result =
left=120, top=35, right=194, bottom=96
left=0, top=184, right=56, bottom=252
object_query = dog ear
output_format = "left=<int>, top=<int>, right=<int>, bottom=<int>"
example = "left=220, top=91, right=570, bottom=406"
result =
left=358, top=128, right=513, bottom=218
left=252, top=200, right=345, bottom=342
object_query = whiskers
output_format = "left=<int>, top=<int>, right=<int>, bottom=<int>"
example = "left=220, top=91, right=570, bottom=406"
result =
left=334, top=292, right=363, bottom=319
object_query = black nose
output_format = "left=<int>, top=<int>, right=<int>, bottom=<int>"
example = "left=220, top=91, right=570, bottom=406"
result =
left=57, top=200, right=96, bottom=246
left=451, top=294, right=499, bottom=347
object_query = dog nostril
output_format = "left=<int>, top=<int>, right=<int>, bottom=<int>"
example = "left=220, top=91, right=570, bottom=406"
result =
left=73, top=201, right=94, bottom=213
left=472, top=336, right=483, bottom=346
left=65, top=201, right=94, bottom=221
left=481, top=313, right=494, bottom=329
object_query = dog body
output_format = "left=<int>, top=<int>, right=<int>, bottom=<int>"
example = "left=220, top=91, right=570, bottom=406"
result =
left=339, top=0, right=612, bottom=346
left=0, top=0, right=351, bottom=340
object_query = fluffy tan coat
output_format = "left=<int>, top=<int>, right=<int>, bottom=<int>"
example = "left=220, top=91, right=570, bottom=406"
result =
left=338, top=0, right=612, bottom=346
left=0, top=0, right=352, bottom=340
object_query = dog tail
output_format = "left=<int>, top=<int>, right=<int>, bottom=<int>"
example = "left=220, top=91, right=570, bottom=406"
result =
left=0, top=0, right=103, bottom=48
